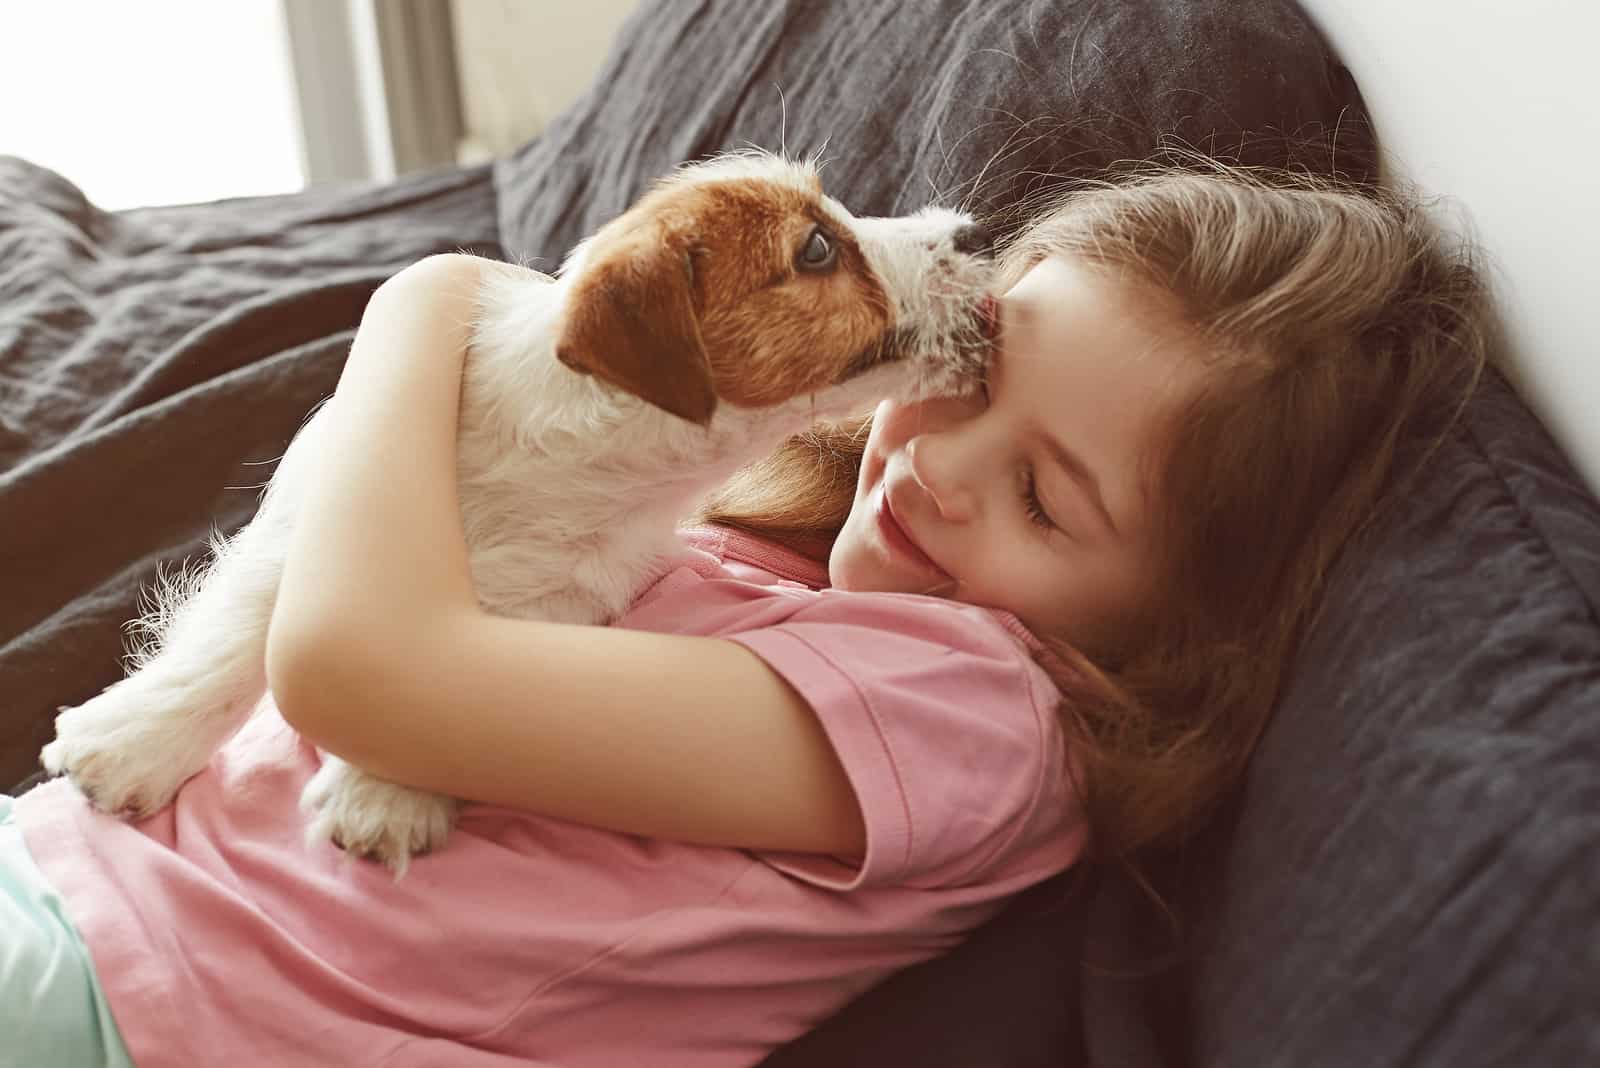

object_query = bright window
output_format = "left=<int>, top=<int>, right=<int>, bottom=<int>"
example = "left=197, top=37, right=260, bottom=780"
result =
left=0, top=1, right=305, bottom=210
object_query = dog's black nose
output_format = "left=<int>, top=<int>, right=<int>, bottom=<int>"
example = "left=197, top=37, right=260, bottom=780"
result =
left=951, top=223, right=994, bottom=256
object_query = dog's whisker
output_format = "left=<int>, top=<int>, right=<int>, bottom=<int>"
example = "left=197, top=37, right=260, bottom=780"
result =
left=775, top=83, right=789, bottom=160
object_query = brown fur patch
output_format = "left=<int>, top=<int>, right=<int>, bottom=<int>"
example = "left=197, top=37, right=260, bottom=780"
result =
left=557, top=171, right=896, bottom=420
left=556, top=224, right=715, bottom=425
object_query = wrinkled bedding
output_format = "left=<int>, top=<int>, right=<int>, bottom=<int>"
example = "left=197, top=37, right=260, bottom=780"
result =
left=13, top=2, right=1588, bottom=1066
left=0, top=159, right=500, bottom=789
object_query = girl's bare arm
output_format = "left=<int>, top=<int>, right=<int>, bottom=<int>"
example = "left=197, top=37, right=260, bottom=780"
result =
left=267, top=254, right=865, bottom=858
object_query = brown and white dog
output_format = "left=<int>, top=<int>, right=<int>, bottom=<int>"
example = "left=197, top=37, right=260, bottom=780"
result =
left=41, top=152, right=996, bottom=873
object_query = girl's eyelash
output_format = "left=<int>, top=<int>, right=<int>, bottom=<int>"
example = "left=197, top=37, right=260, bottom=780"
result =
left=985, top=363, right=1054, bottom=532
left=1020, top=465, right=1054, bottom=530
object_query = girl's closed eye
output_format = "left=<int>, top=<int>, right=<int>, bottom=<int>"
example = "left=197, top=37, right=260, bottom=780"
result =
left=981, top=350, right=1060, bottom=534
left=1019, top=464, right=1056, bottom=531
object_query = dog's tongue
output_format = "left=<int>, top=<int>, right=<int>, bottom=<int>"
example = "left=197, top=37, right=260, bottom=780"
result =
left=977, top=295, right=1000, bottom=340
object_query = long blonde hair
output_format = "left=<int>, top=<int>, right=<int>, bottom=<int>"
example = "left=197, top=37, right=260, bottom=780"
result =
left=699, top=164, right=1490, bottom=865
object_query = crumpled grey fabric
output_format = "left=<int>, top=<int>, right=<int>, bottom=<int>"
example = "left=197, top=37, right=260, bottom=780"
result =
left=494, top=0, right=1373, bottom=266
left=23, top=3, right=1587, bottom=1068
left=0, top=160, right=501, bottom=786
left=1127, top=370, right=1600, bottom=1067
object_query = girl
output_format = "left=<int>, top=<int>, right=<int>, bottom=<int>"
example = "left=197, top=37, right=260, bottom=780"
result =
left=4, top=165, right=1488, bottom=1067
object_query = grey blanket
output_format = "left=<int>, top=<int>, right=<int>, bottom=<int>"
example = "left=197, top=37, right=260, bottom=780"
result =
left=0, top=160, right=501, bottom=788
left=31, top=4, right=1575, bottom=1067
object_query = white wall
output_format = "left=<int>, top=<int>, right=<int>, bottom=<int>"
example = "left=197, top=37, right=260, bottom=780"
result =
left=1297, top=0, right=1600, bottom=494
left=449, top=0, right=642, bottom=161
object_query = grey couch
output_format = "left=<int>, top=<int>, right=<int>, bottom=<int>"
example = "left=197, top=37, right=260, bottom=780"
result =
left=4, top=2, right=1594, bottom=1064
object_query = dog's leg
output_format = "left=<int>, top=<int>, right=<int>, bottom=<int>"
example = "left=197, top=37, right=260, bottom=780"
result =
left=299, top=757, right=460, bottom=877
left=39, top=435, right=312, bottom=818
left=40, top=512, right=288, bottom=817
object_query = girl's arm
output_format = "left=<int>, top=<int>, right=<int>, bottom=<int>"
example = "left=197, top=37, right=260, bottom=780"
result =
left=266, top=254, right=865, bottom=858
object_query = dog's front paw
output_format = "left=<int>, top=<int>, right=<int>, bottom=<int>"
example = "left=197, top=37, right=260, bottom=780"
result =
left=300, top=757, right=459, bottom=877
left=41, top=682, right=214, bottom=819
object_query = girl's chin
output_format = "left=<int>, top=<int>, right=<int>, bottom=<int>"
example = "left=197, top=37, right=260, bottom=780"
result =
left=829, top=528, right=893, bottom=593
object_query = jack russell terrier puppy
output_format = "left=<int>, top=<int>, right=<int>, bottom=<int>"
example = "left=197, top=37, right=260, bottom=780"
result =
left=40, top=151, right=997, bottom=873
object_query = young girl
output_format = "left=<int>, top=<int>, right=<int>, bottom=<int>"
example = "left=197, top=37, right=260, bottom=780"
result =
left=4, top=165, right=1488, bottom=1067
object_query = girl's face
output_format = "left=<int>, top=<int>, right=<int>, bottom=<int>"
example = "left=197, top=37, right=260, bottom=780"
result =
left=830, top=255, right=1204, bottom=655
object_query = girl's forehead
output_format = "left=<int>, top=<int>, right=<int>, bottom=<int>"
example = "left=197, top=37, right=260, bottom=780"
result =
left=1004, top=256, right=1196, bottom=378
left=999, top=256, right=1208, bottom=519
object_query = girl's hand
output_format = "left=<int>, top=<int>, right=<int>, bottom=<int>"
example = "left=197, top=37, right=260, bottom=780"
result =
left=266, top=255, right=866, bottom=859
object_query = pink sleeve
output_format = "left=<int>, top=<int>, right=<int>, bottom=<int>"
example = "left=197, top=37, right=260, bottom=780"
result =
left=728, top=592, right=1083, bottom=893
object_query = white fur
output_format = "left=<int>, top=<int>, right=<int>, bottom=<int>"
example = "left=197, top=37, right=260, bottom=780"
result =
left=40, top=154, right=994, bottom=875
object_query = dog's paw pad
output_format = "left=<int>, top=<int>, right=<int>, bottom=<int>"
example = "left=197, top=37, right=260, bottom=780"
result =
left=41, top=689, right=212, bottom=820
left=300, top=762, right=458, bottom=879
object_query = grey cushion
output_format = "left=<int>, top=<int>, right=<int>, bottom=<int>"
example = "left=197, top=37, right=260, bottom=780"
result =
left=0, top=162, right=502, bottom=791
left=494, top=0, right=1374, bottom=267
left=1082, top=371, right=1600, bottom=1066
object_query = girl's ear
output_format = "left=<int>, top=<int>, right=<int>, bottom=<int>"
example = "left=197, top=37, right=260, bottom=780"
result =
left=555, top=234, right=717, bottom=426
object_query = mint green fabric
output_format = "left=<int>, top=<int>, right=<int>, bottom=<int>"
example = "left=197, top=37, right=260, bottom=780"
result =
left=0, top=794, right=136, bottom=1068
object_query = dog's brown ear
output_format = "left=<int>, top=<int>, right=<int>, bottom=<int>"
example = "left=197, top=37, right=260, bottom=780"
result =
left=555, top=235, right=716, bottom=426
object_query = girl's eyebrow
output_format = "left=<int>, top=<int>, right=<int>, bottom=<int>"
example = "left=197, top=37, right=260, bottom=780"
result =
left=993, top=337, right=1119, bottom=537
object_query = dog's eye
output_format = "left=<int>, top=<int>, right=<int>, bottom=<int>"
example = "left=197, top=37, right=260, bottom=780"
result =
left=797, top=227, right=837, bottom=271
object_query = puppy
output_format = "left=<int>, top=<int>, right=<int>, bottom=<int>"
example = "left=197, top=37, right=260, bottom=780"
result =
left=41, top=152, right=996, bottom=873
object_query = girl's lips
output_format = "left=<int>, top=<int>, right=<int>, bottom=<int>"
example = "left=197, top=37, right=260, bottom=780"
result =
left=875, top=487, right=950, bottom=580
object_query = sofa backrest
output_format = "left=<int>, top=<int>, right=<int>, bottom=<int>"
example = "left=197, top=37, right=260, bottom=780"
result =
left=494, top=0, right=1374, bottom=266
left=1080, top=369, right=1600, bottom=1067
left=491, top=2, right=1600, bottom=1065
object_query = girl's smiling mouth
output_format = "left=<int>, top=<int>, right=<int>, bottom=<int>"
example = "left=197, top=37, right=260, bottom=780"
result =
left=875, top=484, right=950, bottom=582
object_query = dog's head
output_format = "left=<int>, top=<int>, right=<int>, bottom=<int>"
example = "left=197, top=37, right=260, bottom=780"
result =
left=555, top=152, right=995, bottom=426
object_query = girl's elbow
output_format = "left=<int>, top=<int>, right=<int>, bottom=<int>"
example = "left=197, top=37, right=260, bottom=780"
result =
left=265, top=613, right=416, bottom=773
left=265, top=617, right=348, bottom=741
left=265, top=622, right=312, bottom=730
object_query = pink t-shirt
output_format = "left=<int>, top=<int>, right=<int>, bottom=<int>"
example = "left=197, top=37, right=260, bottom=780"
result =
left=16, top=528, right=1083, bottom=1068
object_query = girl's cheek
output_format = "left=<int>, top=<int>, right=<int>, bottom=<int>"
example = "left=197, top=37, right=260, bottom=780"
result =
left=857, top=448, right=885, bottom=491
left=870, top=399, right=910, bottom=444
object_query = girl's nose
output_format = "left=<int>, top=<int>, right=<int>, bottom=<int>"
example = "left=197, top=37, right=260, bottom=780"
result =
left=906, top=434, right=978, bottom=523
